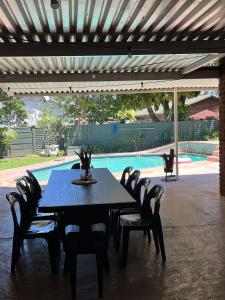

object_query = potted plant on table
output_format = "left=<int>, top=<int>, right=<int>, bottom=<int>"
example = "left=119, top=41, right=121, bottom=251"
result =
left=75, top=146, right=94, bottom=181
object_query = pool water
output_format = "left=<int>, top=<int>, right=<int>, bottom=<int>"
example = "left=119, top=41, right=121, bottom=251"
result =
left=32, top=154, right=206, bottom=181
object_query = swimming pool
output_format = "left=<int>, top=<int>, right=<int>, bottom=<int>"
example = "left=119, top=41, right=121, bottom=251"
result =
left=32, top=154, right=206, bottom=181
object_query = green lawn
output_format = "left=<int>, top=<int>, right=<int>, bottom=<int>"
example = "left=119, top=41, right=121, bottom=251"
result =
left=0, top=155, right=57, bottom=170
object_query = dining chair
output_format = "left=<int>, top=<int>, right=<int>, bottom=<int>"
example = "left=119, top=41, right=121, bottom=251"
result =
left=62, top=207, right=110, bottom=299
left=125, top=170, right=141, bottom=196
left=112, top=170, right=141, bottom=242
left=71, top=163, right=94, bottom=169
left=120, top=166, right=133, bottom=187
left=6, top=192, right=60, bottom=273
left=26, top=169, right=42, bottom=199
left=17, top=177, right=56, bottom=221
left=118, top=184, right=166, bottom=267
left=71, top=163, right=80, bottom=169
left=115, top=177, right=151, bottom=251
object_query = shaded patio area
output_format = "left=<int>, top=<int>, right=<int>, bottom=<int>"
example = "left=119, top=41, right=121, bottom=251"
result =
left=1, top=164, right=225, bottom=300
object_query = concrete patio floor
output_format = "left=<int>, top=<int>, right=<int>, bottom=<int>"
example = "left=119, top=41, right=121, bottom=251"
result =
left=1, top=161, right=224, bottom=300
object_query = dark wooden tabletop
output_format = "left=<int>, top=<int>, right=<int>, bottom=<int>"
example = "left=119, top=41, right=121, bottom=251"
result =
left=39, top=168, right=136, bottom=212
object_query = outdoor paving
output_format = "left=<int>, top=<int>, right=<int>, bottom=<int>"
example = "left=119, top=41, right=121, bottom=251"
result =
left=0, top=160, right=224, bottom=300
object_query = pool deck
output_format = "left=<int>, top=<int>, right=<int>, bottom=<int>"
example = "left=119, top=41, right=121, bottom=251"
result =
left=0, top=151, right=218, bottom=187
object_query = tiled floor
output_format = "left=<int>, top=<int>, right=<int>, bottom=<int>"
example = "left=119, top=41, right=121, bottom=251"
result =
left=1, top=161, right=224, bottom=300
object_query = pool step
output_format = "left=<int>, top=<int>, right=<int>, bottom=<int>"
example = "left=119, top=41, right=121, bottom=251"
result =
left=207, top=155, right=219, bottom=162
left=207, top=147, right=219, bottom=162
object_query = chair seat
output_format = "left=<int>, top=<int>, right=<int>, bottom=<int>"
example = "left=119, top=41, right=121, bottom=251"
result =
left=34, top=211, right=56, bottom=220
left=26, top=219, right=56, bottom=235
left=164, top=167, right=173, bottom=173
left=120, top=214, right=152, bottom=227
left=118, top=207, right=139, bottom=215
left=91, top=223, right=106, bottom=232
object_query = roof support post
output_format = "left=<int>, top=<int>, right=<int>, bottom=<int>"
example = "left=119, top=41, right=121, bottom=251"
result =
left=174, top=87, right=179, bottom=180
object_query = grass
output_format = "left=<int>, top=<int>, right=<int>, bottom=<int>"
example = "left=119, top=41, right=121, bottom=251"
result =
left=0, top=155, right=57, bottom=171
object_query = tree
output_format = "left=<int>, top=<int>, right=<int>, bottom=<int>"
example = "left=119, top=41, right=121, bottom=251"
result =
left=37, top=110, right=62, bottom=127
left=55, top=94, right=120, bottom=124
left=54, top=91, right=201, bottom=124
left=116, top=109, right=136, bottom=122
left=0, top=98, right=28, bottom=126
left=37, top=110, right=65, bottom=149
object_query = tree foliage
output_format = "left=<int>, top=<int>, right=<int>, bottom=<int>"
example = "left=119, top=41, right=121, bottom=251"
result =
left=0, top=128, right=17, bottom=147
left=37, top=110, right=62, bottom=127
left=0, top=98, right=28, bottom=126
left=55, top=91, right=201, bottom=124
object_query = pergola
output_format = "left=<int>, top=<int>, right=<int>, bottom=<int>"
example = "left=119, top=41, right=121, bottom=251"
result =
left=0, top=0, right=224, bottom=190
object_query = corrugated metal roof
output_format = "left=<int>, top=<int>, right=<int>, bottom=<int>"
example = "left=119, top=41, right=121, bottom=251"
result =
left=185, top=94, right=219, bottom=106
left=0, top=54, right=207, bottom=74
left=1, top=0, right=225, bottom=43
left=0, top=78, right=218, bottom=96
left=0, top=0, right=223, bottom=94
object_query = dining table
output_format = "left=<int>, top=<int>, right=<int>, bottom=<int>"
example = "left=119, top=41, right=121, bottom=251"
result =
left=39, top=168, right=136, bottom=213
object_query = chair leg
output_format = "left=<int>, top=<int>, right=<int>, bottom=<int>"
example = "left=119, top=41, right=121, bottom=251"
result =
left=147, top=230, right=151, bottom=243
left=64, top=252, right=70, bottom=273
left=110, top=209, right=115, bottom=235
left=47, top=237, right=59, bottom=274
left=11, top=237, right=20, bottom=273
left=116, top=221, right=121, bottom=253
left=152, top=227, right=160, bottom=253
left=113, top=212, right=119, bottom=244
left=103, top=251, right=110, bottom=273
left=121, top=228, right=130, bottom=268
left=96, top=253, right=103, bottom=298
left=70, top=254, right=77, bottom=300
left=156, top=219, right=166, bottom=261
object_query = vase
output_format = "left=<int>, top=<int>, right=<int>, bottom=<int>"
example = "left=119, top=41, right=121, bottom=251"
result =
left=80, top=166, right=92, bottom=181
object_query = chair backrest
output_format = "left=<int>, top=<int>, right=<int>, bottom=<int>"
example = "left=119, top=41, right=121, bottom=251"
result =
left=6, top=192, right=31, bottom=235
left=133, top=177, right=151, bottom=205
left=71, top=163, right=80, bottom=169
left=26, top=170, right=42, bottom=197
left=71, top=163, right=94, bottom=169
left=125, top=170, right=141, bottom=196
left=140, top=184, right=164, bottom=220
left=162, top=148, right=175, bottom=172
left=22, top=175, right=41, bottom=201
left=16, top=179, right=38, bottom=215
left=120, top=166, right=133, bottom=187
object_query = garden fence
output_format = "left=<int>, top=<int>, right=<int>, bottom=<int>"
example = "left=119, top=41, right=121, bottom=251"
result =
left=4, top=119, right=219, bottom=157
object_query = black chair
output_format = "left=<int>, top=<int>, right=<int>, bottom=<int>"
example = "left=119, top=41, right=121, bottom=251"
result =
left=125, top=170, right=141, bottom=196
left=26, top=169, right=42, bottom=199
left=115, top=177, right=151, bottom=251
left=71, top=163, right=80, bottom=169
left=6, top=192, right=60, bottom=273
left=120, top=166, right=133, bottom=187
left=113, top=170, right=141, bottom=242
left=162, top=149, right=176, bottom=181
left=17, top=177, right=55, bottom=221
left=118, top=184, right=166, bottom=267
left=62, top=208, right=110, bottom=299
left=71, top=163, right=94, bottom=169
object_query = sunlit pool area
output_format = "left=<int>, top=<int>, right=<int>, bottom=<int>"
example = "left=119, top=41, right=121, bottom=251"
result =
left=32, top=154, right=206, bottom=181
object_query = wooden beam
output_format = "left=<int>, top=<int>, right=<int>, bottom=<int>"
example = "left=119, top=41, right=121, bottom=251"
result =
left=0, top=41, right=225, bottom=57
left=0, top=68, right=219, bottom=83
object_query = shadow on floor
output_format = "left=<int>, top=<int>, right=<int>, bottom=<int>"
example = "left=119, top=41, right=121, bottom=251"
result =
left=1, top=172, right=225, bottom=300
